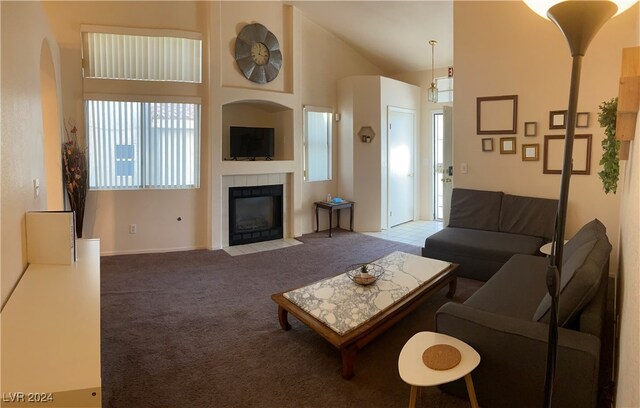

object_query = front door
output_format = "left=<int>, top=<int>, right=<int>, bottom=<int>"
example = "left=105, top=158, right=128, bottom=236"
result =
left=388, top=107, right=415, bottom=228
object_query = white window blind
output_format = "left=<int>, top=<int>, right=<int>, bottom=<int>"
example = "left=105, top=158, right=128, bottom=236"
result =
left=304, top=107, right=332, bottom=182
left=85, top=32, right=202, bottom=83
left=86, top=100, right=201, bottom=190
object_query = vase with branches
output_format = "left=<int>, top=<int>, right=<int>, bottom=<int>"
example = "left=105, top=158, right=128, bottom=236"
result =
left=62, top=119, right=88, bottom=238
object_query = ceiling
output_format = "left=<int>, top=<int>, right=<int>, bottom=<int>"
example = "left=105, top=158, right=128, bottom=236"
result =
left=289, top=1, right=453, bottom=75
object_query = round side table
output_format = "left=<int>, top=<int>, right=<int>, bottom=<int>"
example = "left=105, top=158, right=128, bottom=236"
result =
left=540, top=240, right=569, bottom=256
left=398, top=331, right=480, bottom=408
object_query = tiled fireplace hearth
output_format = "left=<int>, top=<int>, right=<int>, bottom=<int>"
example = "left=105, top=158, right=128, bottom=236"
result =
left=221, top=173, right=291, bottom=247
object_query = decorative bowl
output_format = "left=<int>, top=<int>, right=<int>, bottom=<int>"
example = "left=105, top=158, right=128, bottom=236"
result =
left=346, top=263, right=384, bottom=286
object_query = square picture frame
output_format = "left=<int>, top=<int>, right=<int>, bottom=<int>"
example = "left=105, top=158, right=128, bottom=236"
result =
left=543, top=134, right=592, bottom=175
left=476, top=95, right=518, bottom=134
left=576, top=112, right=590, bottom=128
left=500, top=137, right=516, bottom=154
left=522, top=144, right=539, bottom=161
left=524, top=122, right=537, bottom=137
left=482, top=138, right=494, bottom=152
left=549, top=110, right=567, bottom=129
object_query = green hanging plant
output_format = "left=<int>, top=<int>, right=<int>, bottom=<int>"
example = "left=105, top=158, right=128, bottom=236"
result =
left=597, top=98, right=620, bottom=194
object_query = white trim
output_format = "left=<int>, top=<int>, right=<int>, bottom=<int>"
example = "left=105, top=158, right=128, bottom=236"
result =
left=80, top=24, right=202, bottom=40
left=100, top=245, right=208, bottom=256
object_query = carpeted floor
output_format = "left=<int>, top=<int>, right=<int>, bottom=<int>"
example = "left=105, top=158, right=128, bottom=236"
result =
left=100, top=230, right=484, bottom=408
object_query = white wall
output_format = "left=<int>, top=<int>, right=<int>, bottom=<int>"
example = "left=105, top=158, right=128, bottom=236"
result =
left=1, top=1, right=63, bottom=306
left=616, top=121, right=639, bottom=407
left=453, top=1, right=639, bottom=274
left=337, top=76, right=420, bottom=232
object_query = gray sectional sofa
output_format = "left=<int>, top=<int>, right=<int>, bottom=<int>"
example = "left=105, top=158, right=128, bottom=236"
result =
left=422, top=188, right=558, bottom=281
left=436, top=219, right=611, bottom=408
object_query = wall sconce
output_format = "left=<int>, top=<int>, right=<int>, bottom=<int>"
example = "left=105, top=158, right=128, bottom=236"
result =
left=358, top=126, right=375, bottom=143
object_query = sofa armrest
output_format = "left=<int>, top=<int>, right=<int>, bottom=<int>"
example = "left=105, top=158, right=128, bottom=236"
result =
left=436, top=302, right=600, bottom=408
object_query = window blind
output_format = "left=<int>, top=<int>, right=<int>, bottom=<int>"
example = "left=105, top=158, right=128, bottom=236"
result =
left=86, top=100, right=200, bottom=190
left=304, top=109, right=332, bottom=182
left=85, top=32, right=202, bottom=83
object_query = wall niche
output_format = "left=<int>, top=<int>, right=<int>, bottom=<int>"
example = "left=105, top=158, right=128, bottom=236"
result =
left=222, top=101, right=294, bottom=161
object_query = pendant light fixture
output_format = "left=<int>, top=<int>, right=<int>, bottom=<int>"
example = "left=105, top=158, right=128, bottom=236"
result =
left=427, top=40, right=438, bottom=103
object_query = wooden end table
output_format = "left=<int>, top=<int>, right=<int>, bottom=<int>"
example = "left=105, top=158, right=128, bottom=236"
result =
left=398, top=331, right=481, bottom=408
left=314, top=200, right=354, bottom=237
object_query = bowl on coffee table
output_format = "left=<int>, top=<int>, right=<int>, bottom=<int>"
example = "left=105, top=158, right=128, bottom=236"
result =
left=346, top=263, right=384, bottom=285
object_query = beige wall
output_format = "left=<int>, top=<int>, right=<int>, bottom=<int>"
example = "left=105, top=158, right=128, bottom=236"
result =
left=453, top=1, right=639, bottom=273
left=1, top=1, right=63, bottom=306
left=616, top=125, right=639, bottom=405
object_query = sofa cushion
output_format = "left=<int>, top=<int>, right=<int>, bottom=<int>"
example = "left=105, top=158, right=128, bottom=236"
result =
left=464, top=254, right=549, bottom=320
left=533, top=220, right=611, bottom=325
left=424, top=227, right=544, bottom=263
left=499, top=194, right=558, bottom=240
left=563, top=218, right=606, bottom=259
left=448, top=188, right=503, bottom=231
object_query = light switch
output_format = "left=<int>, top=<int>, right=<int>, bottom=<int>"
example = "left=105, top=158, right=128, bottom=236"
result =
left=460, top=163, right=468, bottom=174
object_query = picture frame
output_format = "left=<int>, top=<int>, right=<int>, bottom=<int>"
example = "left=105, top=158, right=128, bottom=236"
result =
left=549, top=110, right=567, bottom=129
left=543, top=134, right=592, bottom=175
left=499, top=137, right=516, bottom=154
left=522, top=144, right=539, bottom=161
left=477, top=95, right=518, bottom=134
left=482, top=138, right=494, bottom=152
left=524, top=122, right=537, bottom=137
left=576, top=112, right=590, bottom=128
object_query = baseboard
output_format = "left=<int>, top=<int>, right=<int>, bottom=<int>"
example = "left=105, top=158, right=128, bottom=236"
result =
left=100, top=245, right=208, bottom=256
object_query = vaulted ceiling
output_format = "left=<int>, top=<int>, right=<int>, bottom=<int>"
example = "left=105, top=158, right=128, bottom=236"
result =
left=290, top=1, right=454, bottom=75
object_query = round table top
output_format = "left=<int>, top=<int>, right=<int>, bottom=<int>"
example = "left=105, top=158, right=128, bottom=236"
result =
left=398, top=331, right=480, bottom=387
left=540, top=240, right=569, bottom=256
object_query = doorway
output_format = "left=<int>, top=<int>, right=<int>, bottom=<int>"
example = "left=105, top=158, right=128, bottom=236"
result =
left=432, top=106, right=453, bottom=223
left=388, top=107, right=416, bottom=228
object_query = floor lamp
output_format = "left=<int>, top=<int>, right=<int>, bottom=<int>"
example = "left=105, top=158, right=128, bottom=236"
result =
left=522, top=1, right=635, bottom=407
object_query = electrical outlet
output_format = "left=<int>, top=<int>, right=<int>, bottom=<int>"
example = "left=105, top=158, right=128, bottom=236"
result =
left=129, top=224, right=137, bottom=234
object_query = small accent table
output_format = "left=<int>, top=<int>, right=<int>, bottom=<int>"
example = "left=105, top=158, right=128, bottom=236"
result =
left=398, top=331, right=480, bottom=408
left=540, top=240, right=569, bottom=256
left=314, top=200, right=354, bottom=237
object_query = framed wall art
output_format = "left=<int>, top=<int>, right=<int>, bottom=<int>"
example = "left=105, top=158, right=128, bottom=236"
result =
left=500, top=137, right=516, bottom=154
left=543, top=134, right=592, bottom=175
left=477, top=95, right=518, bottom=134
left=482, top=138, right=494, bottom=152
left=522, top=144, right=539, bottom=161
left=549, top=110, right=567, bottom=129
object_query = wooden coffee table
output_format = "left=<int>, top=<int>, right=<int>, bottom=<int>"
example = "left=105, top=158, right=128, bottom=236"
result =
left=271, top=252, right=458, bottom=379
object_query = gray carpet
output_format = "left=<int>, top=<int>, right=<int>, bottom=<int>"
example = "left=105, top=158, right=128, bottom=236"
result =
left=100, top=229, right=483, bottom=408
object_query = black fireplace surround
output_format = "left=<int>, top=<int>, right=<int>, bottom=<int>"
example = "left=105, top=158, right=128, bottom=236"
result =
left=229, top=184, right=283, bottom=246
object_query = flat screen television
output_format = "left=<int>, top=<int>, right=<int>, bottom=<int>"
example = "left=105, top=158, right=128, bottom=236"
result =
left=230, top=126, right=275, bottom=159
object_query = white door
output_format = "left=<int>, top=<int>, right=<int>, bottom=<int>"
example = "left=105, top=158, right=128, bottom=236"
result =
left=442, top=106, right=454, bottom=225
left=388, top=108, right=415, bottom=228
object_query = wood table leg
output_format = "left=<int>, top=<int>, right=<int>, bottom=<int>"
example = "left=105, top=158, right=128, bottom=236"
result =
left=350, top=205, right=354, bottom=231
left=408, top=385, right=418, bottom=408
left=277, top=306, right=292, bottom=331
left=446, top=277, right=457, bottom=299
left=464, top=373, right=479, bottom=408
left=315, top=204, right=319, bottom=233
left=329, top=208, right=333, bottom=237
left=341, top=346, right=357, bottom=379
left=337, top=209, right=341, bottom=229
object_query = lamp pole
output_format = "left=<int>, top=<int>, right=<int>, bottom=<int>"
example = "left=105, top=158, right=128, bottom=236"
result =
left=541, top=2, right=616, bottom=407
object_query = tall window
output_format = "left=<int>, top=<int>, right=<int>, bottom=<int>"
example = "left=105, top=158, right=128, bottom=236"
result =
left=303, top=106, right=332, bottom=182
left=81, top=26, right=202, bottom=190
left=86, top=101, right=200, bottom=190
left=433, top=111, right=445, bottom=220
left=436, top=77, right=454, bottom=103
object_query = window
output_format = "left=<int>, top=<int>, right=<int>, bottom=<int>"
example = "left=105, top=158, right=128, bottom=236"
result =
left=82, top=28, right=202, bottom=83
left=436, top=77, right=454, bottom=103
left=81, top=25, right=203, bottom=190
left=303, top=106, right=332, bottom=182
left=86, top=100, right=201, bottom=190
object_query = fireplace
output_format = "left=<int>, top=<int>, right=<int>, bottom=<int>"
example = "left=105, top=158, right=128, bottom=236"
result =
left=229, top=184, right=283, bottom=246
